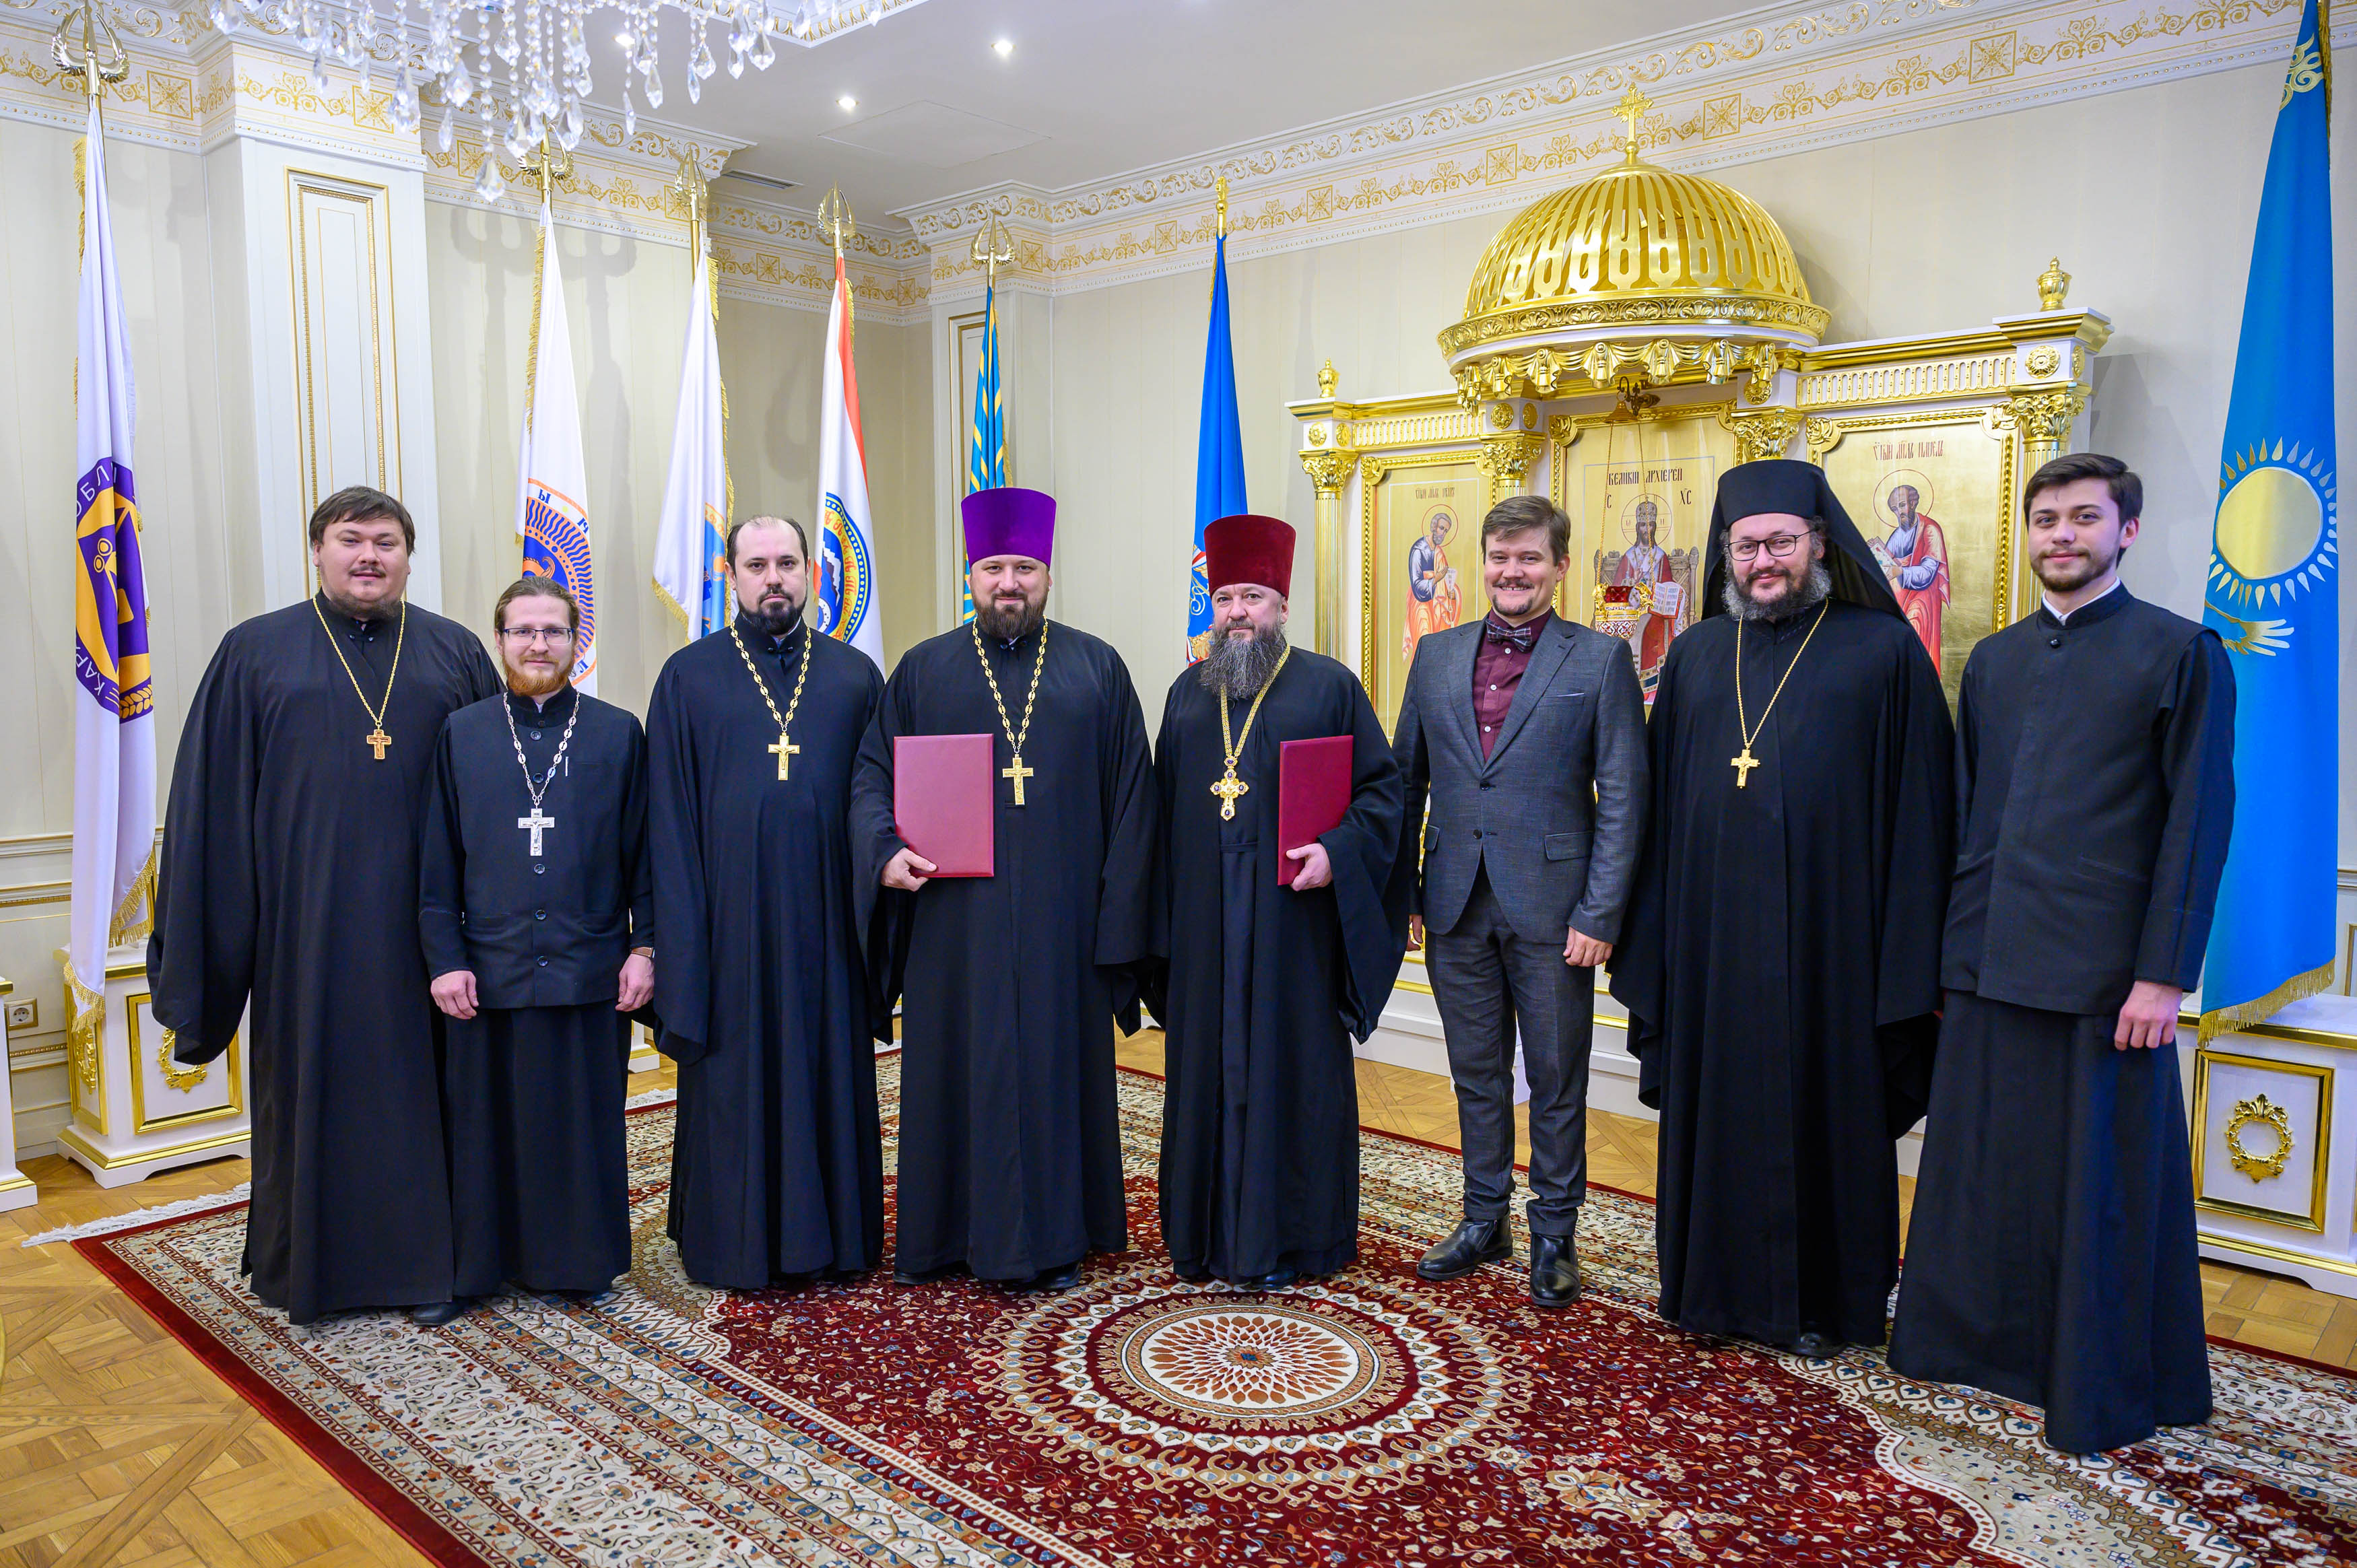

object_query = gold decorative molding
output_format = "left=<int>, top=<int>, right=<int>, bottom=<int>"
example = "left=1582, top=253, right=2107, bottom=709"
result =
left=2224, top=1093, right=2294, bottom=1181
left=1720, top=407, right=1806, bottom=464
left=1477, top=432, right=1548, bottom=506
left=2191, top=1048, right=2333, bottom=1233
left=1984, top=384, right=2089, bottom=474
left=1300, top=447, right=1356, bottom=497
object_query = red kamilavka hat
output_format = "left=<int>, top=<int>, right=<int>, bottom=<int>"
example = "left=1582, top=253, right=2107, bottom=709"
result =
left=1204, top=514, right=1296, bottom=599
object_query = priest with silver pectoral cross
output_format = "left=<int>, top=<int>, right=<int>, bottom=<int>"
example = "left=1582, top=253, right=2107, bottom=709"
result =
left=644, top=515, right=888, bottom=1288
left=150, top=487, right=502, bottom=1327
left=851, top=487, right=1158, bottom=1294
left=419, top=577, right=651, bottom=1318
left=1609, top=459, right=1954, bottom=1359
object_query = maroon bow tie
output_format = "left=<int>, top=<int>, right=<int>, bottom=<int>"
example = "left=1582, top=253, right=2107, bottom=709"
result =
left=1484, top=620, right=1538, bottom=652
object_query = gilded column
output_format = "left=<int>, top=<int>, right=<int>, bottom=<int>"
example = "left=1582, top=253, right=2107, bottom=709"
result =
left=1718, top=407, right=1807, bottom=465
left=1989, top=386, right=2090, bottom=478
left=1477, top=432, right=1547, bottom=509
left=1300, top=444, right=1357, bottom=660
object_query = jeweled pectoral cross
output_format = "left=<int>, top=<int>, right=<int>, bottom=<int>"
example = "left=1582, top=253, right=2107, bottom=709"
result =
left=1211, top=765, right=1251, bottom=821
left=1730, top=746, right=1760, bottom=788
left=518, top=809, right=554, bottom=856
left=770, top=732, right=798, bottom=781
left=1003, top=753, right=1034, bottom=807
left=366, top=726, right=392, bottom=761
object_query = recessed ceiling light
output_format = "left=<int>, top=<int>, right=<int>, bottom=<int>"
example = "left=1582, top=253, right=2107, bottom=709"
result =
left=993, top=37, right=1013, bottom=57
left=837, top=94, right=857, bottom=110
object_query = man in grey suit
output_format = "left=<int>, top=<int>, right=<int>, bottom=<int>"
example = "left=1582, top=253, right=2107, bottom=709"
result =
left=1391, top=495, right=1647, bottom=1306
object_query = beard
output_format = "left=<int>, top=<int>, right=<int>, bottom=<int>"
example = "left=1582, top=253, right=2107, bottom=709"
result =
left=2032, top=541, right=2120, bottom=593
left=505, top=659, right=568, bottom=700
left=745, top=597, right=803, bottom=638
left=1723, top=559, right=1832, bottom=622
left=973, top=594, right=1046, bottom=642
left=1197, top=626, right=1288, bottom=699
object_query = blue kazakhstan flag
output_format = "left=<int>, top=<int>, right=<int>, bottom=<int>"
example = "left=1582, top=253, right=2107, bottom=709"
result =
left=2200, top=0, right=2337, bottom=1039
left=962, top=273, right=1005, bottom=624
left=1189, top=177, right=1247, bottom=663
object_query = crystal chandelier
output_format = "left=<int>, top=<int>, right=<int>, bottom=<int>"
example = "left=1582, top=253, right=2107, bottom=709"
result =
left=201, top=0, right=935, bottom=202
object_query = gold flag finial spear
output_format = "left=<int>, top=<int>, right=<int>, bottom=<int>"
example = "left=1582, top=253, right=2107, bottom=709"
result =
left=969, top=211, right=1013, bottom=285
left=52, top=1, right=129, bottom=122
left=1614, top=86, right=1654, bottom=162
left=1215, top=174, right=1228, bottom=239
left=525, top=137, right=572, bottom=207
left=816, top=183, right=857, bottom=261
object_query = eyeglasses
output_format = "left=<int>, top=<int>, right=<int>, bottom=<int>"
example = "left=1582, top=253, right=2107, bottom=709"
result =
left=1727, top=534, right=1810, bottom=563
left=500, top=627, right=574, bottom=645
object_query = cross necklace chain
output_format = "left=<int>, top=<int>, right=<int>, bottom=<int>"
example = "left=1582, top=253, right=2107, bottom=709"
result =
left=1730, top=600, right=1830, bottom=788
left=730, top=623, right=813, bottom=781
left=313, top=595, right=407, bottom=761
left=1211, top=646, right=1293, bottom=820
left=972, top=621, right=1047, bottom=806
left=502, top=689, right=583, bottom=856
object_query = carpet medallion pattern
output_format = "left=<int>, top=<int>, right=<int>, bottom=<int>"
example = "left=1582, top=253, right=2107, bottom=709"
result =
left=80, top=1062, right=2357, bottom=1567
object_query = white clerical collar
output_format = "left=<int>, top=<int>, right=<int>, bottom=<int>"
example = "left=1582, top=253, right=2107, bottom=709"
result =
left=2043, top=576, right=2124, bottom=625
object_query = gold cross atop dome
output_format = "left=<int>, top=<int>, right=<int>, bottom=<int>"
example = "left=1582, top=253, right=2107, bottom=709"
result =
left=1614, top=86, right=1653, bottom=162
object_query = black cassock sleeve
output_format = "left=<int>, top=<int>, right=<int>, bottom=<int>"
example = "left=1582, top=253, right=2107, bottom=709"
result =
left=621, top=717, right=655, bottom=953
left=2137, top=634, right=2236, bottom=990
left=1138, top=697, right=1183, bottom=1027
left=848, top=673, right=913, bottom=1017
left=149, top=634, right=259, bottom=1067
left=1092, top=653, right=1159, bottom=1033
left=645, top=664, right=714, bottom=1064
left=1326, top=678, right=1408, bottom=1041
left=416, top=721, right=470, bottom=982
left=1608, top=635, right=1683, bottom=1110
left=1871, top=638, right=1957, bottom=1135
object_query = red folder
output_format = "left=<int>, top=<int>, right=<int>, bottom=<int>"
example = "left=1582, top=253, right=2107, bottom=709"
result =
left=895, top=733, right=995, bottom=877
left=1277, top=736, right=1352, bottom=886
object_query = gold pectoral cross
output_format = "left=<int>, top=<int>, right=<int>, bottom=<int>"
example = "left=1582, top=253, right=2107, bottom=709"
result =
left=1730, top=746, right=1760, bottom=788
left=366, top=726, right=391, bottom=761
left=1003, top=753, right=1034, bottom=807
left=770, top=732, right=798, bottom=780
left=1211, top=765, right=1250, bottom=821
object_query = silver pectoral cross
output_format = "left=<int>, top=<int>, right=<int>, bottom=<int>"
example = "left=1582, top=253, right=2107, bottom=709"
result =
left=519, top=809, right=554, bottom=856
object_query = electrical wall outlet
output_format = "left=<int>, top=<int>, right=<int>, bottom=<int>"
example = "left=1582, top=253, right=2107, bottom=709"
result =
left=3, top=1000, right=34, bottom=1031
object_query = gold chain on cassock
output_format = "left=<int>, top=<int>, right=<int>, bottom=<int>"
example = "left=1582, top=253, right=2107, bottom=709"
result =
left=971, top=621, right=1048, bottom=805
left=729, top=622, right=812, bottom=780
left=312, top=596, right=406, bottom=761
left=1730, top=600, right=1829, bottom=788
left=1211, top=646, right=1293, bottom=820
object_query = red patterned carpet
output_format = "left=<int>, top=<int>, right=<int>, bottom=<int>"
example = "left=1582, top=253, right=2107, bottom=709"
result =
left=79, top=1060, right=2357, bottom=1567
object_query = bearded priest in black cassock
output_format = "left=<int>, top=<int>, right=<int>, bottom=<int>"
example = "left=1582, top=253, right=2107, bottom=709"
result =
left=419, top=577, right=652, bottom=1308
left=1891, top=454, right=2234, bottom=1454
left=1146, top=514, right=1405, bottom=1290
left=646, top=516, right=888, bottom=1288
left=853, top=487, right=1158, bottom=1294
left=150, top=487, right=502, bottom=1326
left=1609, top=460, right=1954, bottom=1357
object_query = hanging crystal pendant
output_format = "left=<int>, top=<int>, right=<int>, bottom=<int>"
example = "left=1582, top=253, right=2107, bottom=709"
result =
left=558, top=99, right=583, bottom=149
left=391, top=64, right=420, bottom=131
left=447, top=53, right=473, bottom=106
left=642, top=65, right=662, bottom=108
left=473, top=152, right=505, bottom=203
left=620, top=83, right=635, bottom=139
left=750, top=28, right=775, bottom=69
left=437, top=102, right=457, bottom=153
left=690, top=35, right=716, bottom=78
left=308, top=48, right=329, bottom=91
left=207, top=0, right=234, bottom=32
left=727, top=41, right=745, bottom=78
left=686, top=69, right=698, bottom=104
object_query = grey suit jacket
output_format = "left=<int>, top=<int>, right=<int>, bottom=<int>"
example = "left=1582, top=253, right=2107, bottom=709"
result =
left=1390, top=614, right=1648, bottom=945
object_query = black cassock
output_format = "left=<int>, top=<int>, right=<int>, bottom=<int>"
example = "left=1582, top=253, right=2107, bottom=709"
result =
left=419, top=685, right=651, bottom=1297
left=1146, top=652, right=1405, bottom=1282
left=1611, top=596, right=1954, bottom=1347
left=648, top=614, right=888, bottom=1287
left=1890, top=586, right=2234, bottom=1453
left=851, top=620, right=1157, bottom=1283
left=150, top=596, right=501, bottom=1323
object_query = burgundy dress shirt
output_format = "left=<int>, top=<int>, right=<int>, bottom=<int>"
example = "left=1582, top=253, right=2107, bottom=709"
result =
left=1472, top=610, right=1550, bottom=759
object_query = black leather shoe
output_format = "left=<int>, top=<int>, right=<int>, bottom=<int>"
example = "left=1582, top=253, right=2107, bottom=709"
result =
left=892, top=1262, right=961, bottom=1287
left=1018, top=1261, right=1083, bottom=1293
left=1416, top=1219, right=1511, bottom=1281
left=410, top=1299, right=468, bottom=1326
left=1529, top=1233, right=1581, bottom=1307
left=1790, top=1330, right=1843, bottom=1359
left=1172, top=1262, right=1211, bottom=1282
left=1248, top=1267, right=1298, bottom=1293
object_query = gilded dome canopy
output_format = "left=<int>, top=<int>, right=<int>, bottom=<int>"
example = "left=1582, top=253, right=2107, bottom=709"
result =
left=1440, top=93, right=1829, bottom=403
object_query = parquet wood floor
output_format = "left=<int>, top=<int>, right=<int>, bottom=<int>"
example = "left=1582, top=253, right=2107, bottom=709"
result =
left=0, top=1035, right=2335, bottom=1565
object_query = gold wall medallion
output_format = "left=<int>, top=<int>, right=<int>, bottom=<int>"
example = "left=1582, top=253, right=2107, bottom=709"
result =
left=2191, top=1048, right=2331, bottom=1233
left=2225, top=1093, right=2294, bottom=1182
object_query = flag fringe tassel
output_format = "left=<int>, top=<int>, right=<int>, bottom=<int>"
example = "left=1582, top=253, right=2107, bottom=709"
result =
left=2199, top=959, right=2337, bottom=1043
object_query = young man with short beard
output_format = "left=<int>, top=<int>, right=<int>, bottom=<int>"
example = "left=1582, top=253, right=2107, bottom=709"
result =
left=150, top=487, right=503, bottom=1326
left=1391, top=495, right=1647, bottom=1307
left=645, top=515, right=889, bottom=1288
left=1611, top=459, right=1953, bottom=1357
left=1146, top=515, right=1405, bottom=1289
left=1891, top=454, right=2234, bottom=1453
left=419, top=577, right=652, bottom=1315
left=851, top=487, right=1157, bottom=1294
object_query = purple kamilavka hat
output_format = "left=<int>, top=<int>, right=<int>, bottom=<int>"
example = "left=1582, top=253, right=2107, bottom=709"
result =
left=962, top=486, right=1056, bottom=566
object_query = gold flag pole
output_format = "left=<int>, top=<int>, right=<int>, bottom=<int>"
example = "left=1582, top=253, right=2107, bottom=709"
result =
left=518, top=137, right=573, bottom=432
left=53, top=1, right=129, bottom=128
left=669, top=156, right=732, bottom=526
left=816, top=183, right=858, bottom=349
left=969, top=211, right=1011, bottom=286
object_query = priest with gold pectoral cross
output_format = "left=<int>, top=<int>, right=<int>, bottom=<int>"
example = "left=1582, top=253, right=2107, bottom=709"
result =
left=644, top=515, right=890, bottom=1288
left=418, top=576, right=651, bottom=1320
left=150, top=487, right=502, bottom=1326
left=1609, top=459, right=1954, bottom=1359
left=852, top=487, right=1158, bottom=1294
